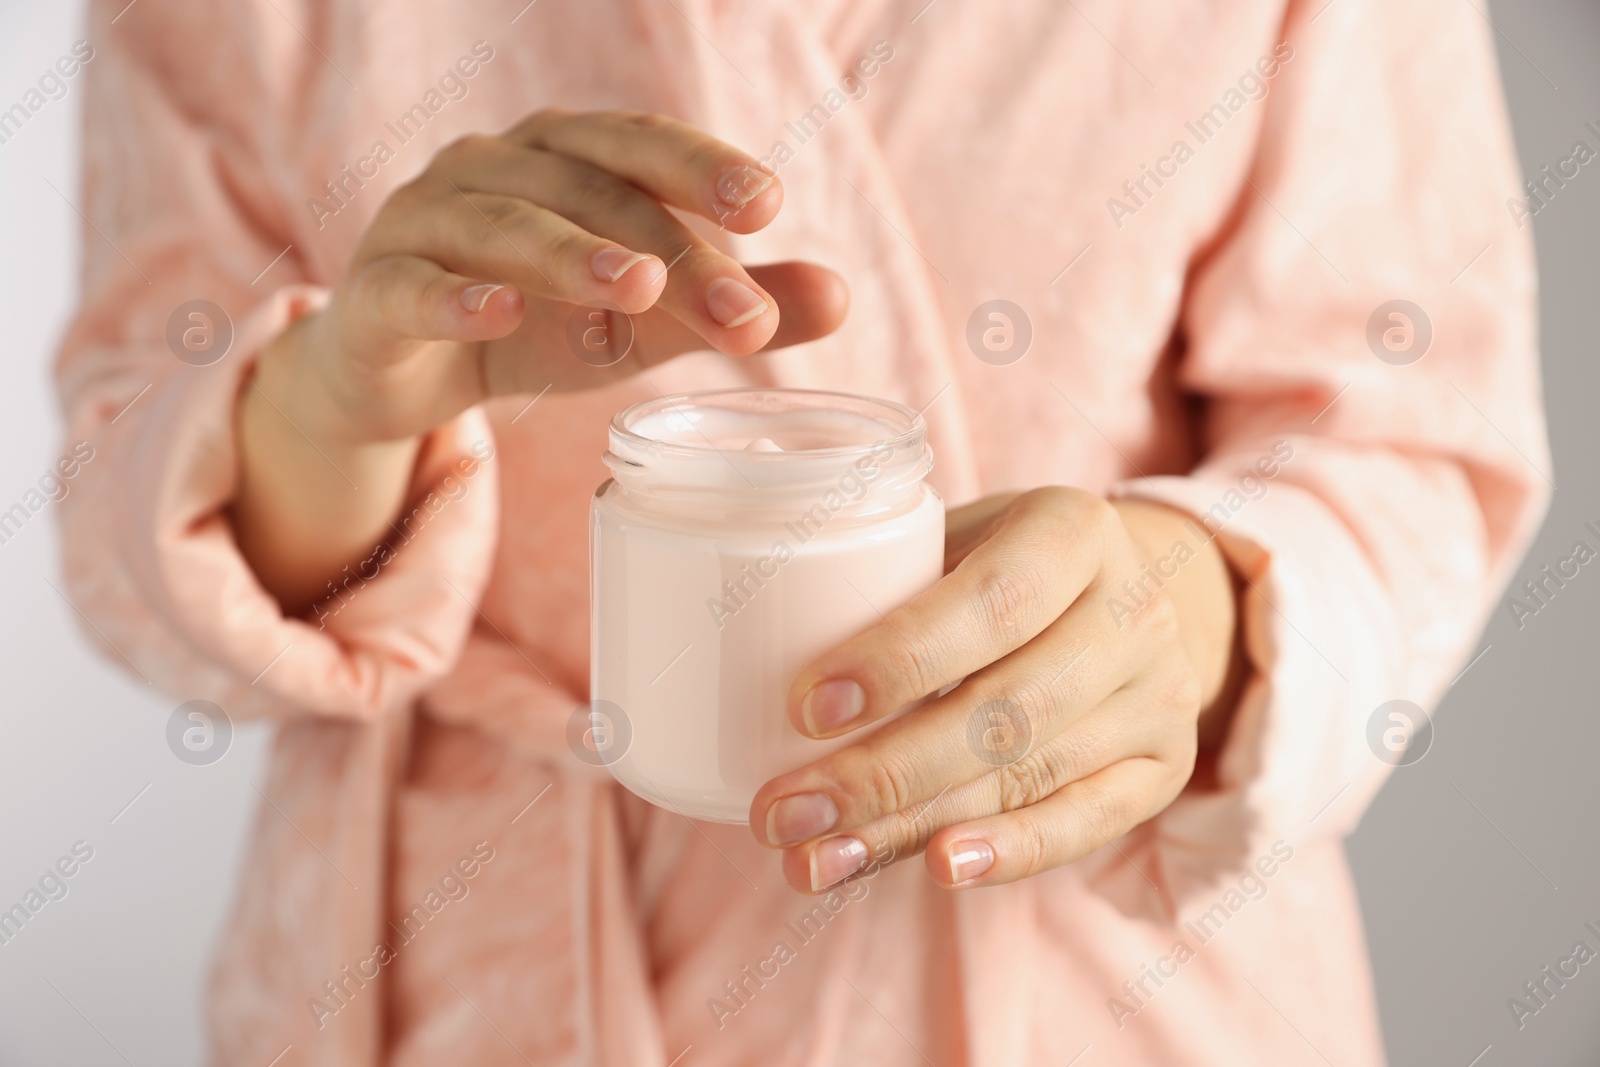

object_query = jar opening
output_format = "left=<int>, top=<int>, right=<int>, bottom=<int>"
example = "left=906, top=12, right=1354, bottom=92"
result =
left=605, top=388, right=931, bottom=499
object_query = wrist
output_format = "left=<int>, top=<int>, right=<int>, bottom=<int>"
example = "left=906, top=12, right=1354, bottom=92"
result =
left=1110, top=498, right=1246, bottom=756
left=250, top=312, right=368, bottom=451
left=234, top=317, right=425, bottom=613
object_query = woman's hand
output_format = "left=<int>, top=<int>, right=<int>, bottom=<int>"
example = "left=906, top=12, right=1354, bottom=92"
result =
left=749, top=490, right=1245, bottom=892
left=234, top=110, right=847, bottom=611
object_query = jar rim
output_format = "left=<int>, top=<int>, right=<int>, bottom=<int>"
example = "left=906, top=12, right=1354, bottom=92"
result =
left=608, top=387, right=927, bottom=463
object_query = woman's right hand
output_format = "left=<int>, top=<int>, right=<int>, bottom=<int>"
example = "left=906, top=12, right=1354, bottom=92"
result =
left=235, top=110, right=848, bottom=612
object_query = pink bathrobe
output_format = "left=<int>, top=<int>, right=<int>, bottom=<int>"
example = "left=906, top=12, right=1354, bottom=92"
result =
left=57, top=0, right=1548, bottom=1063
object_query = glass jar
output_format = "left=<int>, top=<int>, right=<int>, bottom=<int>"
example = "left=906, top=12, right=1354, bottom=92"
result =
left=589, top=387, right=945, bottom=823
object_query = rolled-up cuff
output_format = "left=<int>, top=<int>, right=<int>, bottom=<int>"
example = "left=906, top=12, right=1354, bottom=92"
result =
left=1092, top=470, right=1403, bottom=921
left=105, top=285, right=499, bottom=722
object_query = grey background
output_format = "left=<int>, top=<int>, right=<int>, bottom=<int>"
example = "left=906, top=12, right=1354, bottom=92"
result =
left=0, top=2, right=1593, bottom=1064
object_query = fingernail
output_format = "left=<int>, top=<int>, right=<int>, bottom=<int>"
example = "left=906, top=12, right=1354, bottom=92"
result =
left=947, top=840, right=995, bottom=885
left=809, top=836, right=868, bottom=891
left=591, top=247, right=652, bottom=283
left=801, top=679, right=865, bottom=735
left=460, top=284, right=504, bottom=313
left=716, top=164, right=774, bottom=209
left=766, top=792, right=838, bottom=846
left=705, top=278, right=769, bottom=328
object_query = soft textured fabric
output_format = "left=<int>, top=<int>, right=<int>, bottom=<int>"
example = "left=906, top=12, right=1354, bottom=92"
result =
left=56, top=0, right=1548, bottom=1063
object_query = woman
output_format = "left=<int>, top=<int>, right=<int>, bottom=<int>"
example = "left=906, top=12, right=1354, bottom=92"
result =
left=56, top=0, right=1547, bottom=1063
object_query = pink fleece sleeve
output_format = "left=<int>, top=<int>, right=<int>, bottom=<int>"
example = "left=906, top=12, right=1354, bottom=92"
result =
left=1103, top=0, right=1550, bottom=916
left=53, top=3, right=498, bottom=723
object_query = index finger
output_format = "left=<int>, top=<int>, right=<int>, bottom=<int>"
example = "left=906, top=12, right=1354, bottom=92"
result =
left=785, top=488, right=1117, bottom=739
left=506, top=108, right=782, bottom=233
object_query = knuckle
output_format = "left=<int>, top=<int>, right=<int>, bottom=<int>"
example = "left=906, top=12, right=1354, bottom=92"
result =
left=475, top=194, right=526, bottom=231
left=1083, top=494, right=1124, bottom=543
left=1005, top=486, right=1109, bottom=560
left=437, top=133, right=496, bottom=166
left=612, top=110, right=673, bottom=135
left=516, top=107, right=570, bottom=138
left=1019, top=484, right=1072, bottom=512
left=858, top=751, right=919, bottom=818
left=1023, top=486, right=1119, bottom=545
left=382, top=177, right=432, bottom=217
left=995, top=752, right=1059, bottom=811
left=972, top=564, right=1044, bottom=644
left=1150, top=596, right=1186, bottom=651
left=1126, top=582, right=1183, bottom=644
left=568, top=168, right=635, bottom=215
left=884, top=629, right=945, bottom=700
left=1164, top=660, right=1205, bottom=717
left=997, top=675, right=1051, bottom=741
left=1021, top=484, right=1095, bottom=520
left=892, top=788, right=948, bottom=843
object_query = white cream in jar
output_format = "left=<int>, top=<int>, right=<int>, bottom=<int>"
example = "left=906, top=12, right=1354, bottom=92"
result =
left=589, top=388, right=945, bottom=823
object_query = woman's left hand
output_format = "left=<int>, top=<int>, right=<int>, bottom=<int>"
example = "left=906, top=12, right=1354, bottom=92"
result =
left=749, top=488, right=1244, bottom=892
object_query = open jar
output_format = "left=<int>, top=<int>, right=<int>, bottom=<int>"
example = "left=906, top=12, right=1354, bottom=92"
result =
left=589, top=388, right=945, bottom=823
